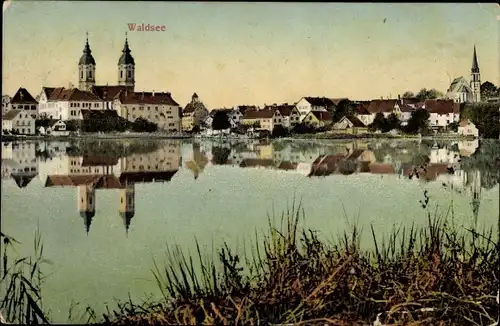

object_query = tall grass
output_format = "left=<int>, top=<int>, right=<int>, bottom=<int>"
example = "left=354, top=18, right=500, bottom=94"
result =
left=101, top=195, right=498, bottom=325
left=0, top=229, right=51, bottom=324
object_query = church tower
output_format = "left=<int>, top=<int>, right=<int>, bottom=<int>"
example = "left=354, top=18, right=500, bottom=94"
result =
left=118, top=33, right=135, bottom=89
left=470, top=45, right=481, bottom=103
left=77, top=184, right=96, bottom=234
left=78, top=32, right=96, bottom=91
left=119, top=183, right=135, bottom=235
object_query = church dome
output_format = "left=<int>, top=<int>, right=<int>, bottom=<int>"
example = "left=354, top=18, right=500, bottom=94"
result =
left=118, top=39, right=135, bottom=65
left=79, top=40, right=96, bottom=65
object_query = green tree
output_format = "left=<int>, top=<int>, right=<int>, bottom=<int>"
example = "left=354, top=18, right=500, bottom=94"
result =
left=212, top=111, right=231, bottom=130
left=385, top=113, right=400, bottom=132
left=370, top=112, right=386, bottom=131
left=463, top=102, right=500, bottom=139
left=211, top=146, right=231, bottom=165
left=404, top=108, right=430, bottom=134
left=332, top=99, right=354, bottom=122
left=447, top=121, right=459, bottom=132
left=271, top=125, right=288, bottom=138
left=416, top=88, right=444, bottom=100
left=402, top=91, right=415, bottom=99
left=480, top=81, right=498, bottom=100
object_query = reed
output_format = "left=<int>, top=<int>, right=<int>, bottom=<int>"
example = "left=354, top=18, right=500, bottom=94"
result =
left=0, top=229, right=51, bottom=324
left=100, top=195, right=498, bottom=325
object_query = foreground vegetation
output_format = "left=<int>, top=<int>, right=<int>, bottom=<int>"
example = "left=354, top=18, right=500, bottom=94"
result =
left=101, top=200, right=498, bottom=325
left=1, top=196, right=498, bottom=325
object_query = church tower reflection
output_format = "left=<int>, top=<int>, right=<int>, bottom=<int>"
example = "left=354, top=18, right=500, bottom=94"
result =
left=78, top=184, right=96, bottom=234
left=119, top=182, right=135, bottom=235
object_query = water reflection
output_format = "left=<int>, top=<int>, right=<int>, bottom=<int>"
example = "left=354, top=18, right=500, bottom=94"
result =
left=2, top=138, right=498, bottom=235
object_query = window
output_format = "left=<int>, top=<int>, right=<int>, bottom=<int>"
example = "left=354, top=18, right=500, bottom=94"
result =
left=80, top=71, right=83, bottom=79
left=88, top=71, right=92, bottom=78
left=128, top=71, right=131, bottom=78
left=120, top=71, right=123, bottom=79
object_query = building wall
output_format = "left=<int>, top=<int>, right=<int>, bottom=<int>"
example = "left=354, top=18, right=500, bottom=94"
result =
left=78, top=64, right=96, bottom=91
left=39, top=100, right=102, bottom=120
left=116, top=102, right=182, bottom=133
left=9, top=103, right=38, bottom=118
left=6, top=113, right=36, bottom=134
left=120, top=141, right=181, bottom=172
left=428, top=112, right=459, bottom=128
left=458, top=125, right=479, bottom=137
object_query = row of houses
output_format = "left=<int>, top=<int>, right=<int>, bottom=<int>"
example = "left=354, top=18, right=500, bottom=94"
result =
left=181, top=95, right=472, bottom=134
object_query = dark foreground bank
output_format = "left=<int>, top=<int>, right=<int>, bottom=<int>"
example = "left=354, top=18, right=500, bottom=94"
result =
left=1, top=201, right=498, bottom=325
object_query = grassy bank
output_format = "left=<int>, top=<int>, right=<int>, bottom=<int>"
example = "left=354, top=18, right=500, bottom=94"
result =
left=1, top=200, right=498, bottom=325
left=101, top=202, right=498, bottom=325
left=1, top=132, right=192, bottom=142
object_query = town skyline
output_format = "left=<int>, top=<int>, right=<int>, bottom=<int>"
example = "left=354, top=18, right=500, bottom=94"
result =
left=3, top=2, right=499, bottom=108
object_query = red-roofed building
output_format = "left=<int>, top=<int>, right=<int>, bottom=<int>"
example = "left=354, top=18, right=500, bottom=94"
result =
left=113, top=89, right=182, bottom=133
left=6, top=88, right=39, bottom=118
left=38, top=87, right=103, bottom=120
left=422, top=99, right=460, bottom=129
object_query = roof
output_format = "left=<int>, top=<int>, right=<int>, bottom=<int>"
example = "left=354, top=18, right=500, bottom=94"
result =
left=263, top=104, right=297, bottom=117
left=91, top=85, right=133, bottom=101
left=239, top=159, right=275, bottom=168
left=338, top=115, right=366, bottom=127
left=11, top=174, right=37, bottom=188
left=447, top=77, right=472, bottom=93
left=183, top=101, right=208, bottom=115
left=471, top=46, right=479, bottom=73
left=41, top=87, right=56, bottom=99
left=2, top=109, right=22, bottom=120
left=119, top=171, right=178, bottom=183
left=11, top=88, right=38, bottom=104
left=45, top=175, right=122, bottom=189
left=81, top=155, right=120, bottom=166
left=118, top=39, right=135, bottom=65
left=368, top=163, right=395, bottom=174
left=459, top=119, right=475, bottom=127
left=47, top=88, right=101, bottom=102
left=303, top=97, right=337, bottom=107
left=353, top=103, right=371, bottom=115
left=115, top=90, right=179, bottom=106
left=367, top=100, right=398, bottom=114
left=309, top=111, right=333, bottom=122
left=242, top=109, right=277, bottom=119
left=79, top=40, right=96, bottom=65
left=424, top=99, right=459, bottom=115
left=236, top=105, right=258, bottom=115
left=309, top=154, right=347, bottom=177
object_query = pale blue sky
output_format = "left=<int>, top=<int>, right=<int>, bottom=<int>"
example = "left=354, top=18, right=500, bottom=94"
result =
left=3, top=2, right=499, bottom=107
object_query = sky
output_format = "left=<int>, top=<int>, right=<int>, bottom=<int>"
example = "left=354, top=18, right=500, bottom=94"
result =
left=3, top=2, right=499, bottom=108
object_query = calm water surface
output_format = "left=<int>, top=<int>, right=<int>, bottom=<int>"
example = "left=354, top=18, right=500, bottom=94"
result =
left=1, top=138, right=499, bottom=323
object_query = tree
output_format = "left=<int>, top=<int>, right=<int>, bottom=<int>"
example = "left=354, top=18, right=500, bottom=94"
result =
left=385, top=113, right=400, bottom=132
left=404, top=108, right=430, bottom=134
left=480, top=81, right=498, bottom=100
left=211, top=146, right=231, bottom=165
left=370, top=112, right=386, bottom=131
left=212, top=111, right=231, bottom=130
left=463, top=102, right=500, bottom=139
left=271, top=125, right=288, bottom=138
left=292, top=122, right=314, bottom=134
left=416, top=88, right=443, bottom=100
left=447, top=121, right=459, bottom=132
left=332, top=99, right=355, bottom=122
left=402, top=91, right=415, bottom=99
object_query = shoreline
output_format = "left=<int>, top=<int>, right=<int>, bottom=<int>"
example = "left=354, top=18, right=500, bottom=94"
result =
left=0, top=132, right=479, bottom=142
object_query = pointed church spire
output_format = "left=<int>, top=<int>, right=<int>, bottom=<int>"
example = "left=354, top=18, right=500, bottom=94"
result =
left=471, top=45, right=480, bottom=73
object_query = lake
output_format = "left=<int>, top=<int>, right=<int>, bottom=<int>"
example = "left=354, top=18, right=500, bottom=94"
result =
left=1, top=137, right=499, bottom=323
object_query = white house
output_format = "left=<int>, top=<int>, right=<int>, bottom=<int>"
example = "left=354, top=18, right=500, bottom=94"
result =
left=263, top=104, right=301, bottom=128
left=39, top=120, right=70, bottom=136
left=8, top=88, right=39, bottom=118
left=423, top=99, right=460, bottom=129
left=2, top=109, right=36, bottom=135
left=295, top=97, right=337, bottom=117
left=353, top=102, right=375, bottom=126
left=38, top=87, right=103, bottom=120
left=457, top=119, right=479, bottom=138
